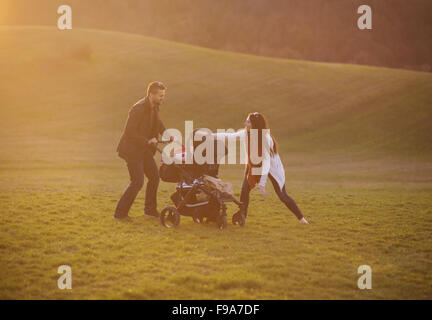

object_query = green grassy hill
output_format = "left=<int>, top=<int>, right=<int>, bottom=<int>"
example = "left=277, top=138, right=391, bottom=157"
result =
left=1, top=26, right=431, bottom=164
left=1, top=26, right=431, bottom=299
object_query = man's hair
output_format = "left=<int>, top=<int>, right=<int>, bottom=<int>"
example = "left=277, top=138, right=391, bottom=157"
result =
left=147, top=81, right=167, bottom=96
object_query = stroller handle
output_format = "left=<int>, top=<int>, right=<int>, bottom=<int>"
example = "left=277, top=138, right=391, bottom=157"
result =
left=157, top=139, right=170, bottom=144
left=155, top=139, right=182, bottom=154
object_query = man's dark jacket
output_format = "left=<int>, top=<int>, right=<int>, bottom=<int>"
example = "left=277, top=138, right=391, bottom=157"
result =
left=117, top=97, right=166, bottom=162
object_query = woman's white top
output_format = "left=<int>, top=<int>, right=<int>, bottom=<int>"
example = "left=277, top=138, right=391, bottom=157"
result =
left=212, top=129, right=286, bottom=191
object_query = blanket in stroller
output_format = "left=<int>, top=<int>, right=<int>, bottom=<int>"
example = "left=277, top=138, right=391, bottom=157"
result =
left=202, top=175, right=234, bottom=196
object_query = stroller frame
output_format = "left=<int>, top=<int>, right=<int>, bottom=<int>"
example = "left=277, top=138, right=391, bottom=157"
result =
left=156, top=142, right=245, bottom=230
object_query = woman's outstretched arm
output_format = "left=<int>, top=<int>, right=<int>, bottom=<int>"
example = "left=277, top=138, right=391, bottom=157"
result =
left=212, top=129, right=245, bottom=140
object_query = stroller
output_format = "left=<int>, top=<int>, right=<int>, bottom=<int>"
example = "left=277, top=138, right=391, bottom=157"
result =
left=157, top=130, right=245, bottom=230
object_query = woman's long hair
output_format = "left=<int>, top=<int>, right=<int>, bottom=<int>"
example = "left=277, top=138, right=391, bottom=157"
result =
left=246, top=112, right=278, bottom=156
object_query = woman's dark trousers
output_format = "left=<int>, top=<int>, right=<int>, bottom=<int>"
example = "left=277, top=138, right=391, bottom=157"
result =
left=239, top=171, right=303, bottom=220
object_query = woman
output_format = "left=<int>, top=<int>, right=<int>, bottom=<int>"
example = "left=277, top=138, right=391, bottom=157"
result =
left=212, top=112, right=309, bottom=224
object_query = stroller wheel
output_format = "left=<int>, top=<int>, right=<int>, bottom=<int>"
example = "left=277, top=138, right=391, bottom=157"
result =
left=160, top=206, right=180, bottom=228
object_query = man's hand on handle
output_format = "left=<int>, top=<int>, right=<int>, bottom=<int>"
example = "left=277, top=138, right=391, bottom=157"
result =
left=148, top=136, right=174, bottom=154
left=148, top=137, right=158, bottom=146
left=156, top=136, right=174, bottom=143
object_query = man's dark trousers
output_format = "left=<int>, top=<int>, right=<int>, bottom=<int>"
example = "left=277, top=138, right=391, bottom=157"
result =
left=115, top=96, right=166, bottom=218
left=115, top=150, right=159, bottom=218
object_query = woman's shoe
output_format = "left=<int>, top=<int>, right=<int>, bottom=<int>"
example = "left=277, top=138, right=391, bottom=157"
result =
left=300, top=217, right=309, bottom=224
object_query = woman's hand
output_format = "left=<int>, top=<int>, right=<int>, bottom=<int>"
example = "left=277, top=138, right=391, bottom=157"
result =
left=257, top=185, right=267, bottom=196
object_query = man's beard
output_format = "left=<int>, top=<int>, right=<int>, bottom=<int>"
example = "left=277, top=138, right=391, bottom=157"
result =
left=150, top=99, right=161, bottom=107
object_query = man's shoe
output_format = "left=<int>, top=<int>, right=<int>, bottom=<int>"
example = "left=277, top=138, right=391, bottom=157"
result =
left=114, top=212, right=129, bottom=220
left=144, top=210, right=160, bottom=218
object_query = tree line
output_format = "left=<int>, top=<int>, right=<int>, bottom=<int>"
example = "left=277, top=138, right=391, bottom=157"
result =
left=3, top=0, right=432, bottom=72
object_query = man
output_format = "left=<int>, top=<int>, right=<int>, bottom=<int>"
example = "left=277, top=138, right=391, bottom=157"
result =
left=115, top=81, right=170, bottom=219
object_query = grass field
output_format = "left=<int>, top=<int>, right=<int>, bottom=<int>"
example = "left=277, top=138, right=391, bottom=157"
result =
left=0, top=26, right=431, bottom=299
